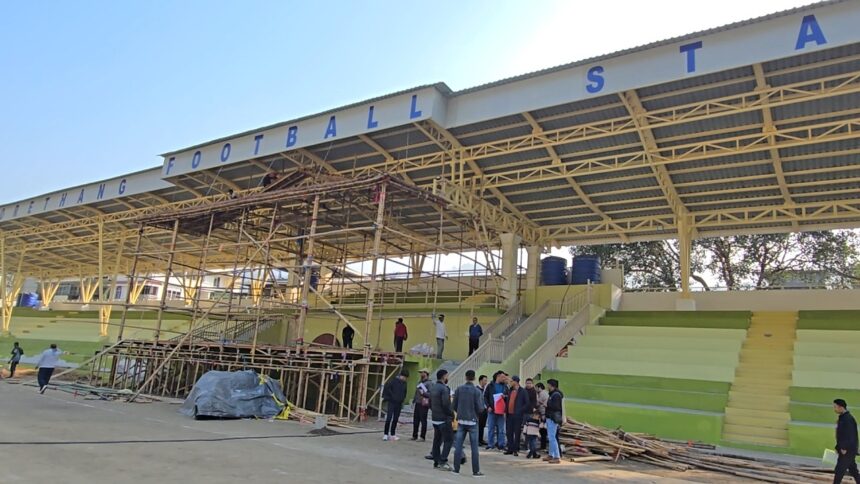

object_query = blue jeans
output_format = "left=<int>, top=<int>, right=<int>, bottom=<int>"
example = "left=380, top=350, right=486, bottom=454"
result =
left=527, top=435, right=538, bottom=455
left=486, top=412, right=506, bottom=449
left=547, top=419, right=560, bottom=458
left=453, top=423, right=480, bottom=475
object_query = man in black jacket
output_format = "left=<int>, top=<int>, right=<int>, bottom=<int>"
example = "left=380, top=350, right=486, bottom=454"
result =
left=341, top=325, right=355, bottom=349
left=504, top=375, right=531, bottom=456
left=544, top=379, right=564, bottom=464
left=382, top=369, right=409, bottom=441
left=430, top=369, right=454, bottom=471
left=834, top=398, right=860, bottom=483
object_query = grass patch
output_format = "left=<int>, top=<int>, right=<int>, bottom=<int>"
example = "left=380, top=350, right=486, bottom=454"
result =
left=0, top=336, right=104, bottom=365
left=543, top=371, right=731, bottom=393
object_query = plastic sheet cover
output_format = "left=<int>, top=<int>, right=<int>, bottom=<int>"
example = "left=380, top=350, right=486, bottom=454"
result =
left=180, top=370, right=287, bottom=419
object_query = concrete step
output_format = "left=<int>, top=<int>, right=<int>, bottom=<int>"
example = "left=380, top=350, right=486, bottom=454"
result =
left=722, top=432, right=789, bottom=448
left=735, top=368, right=792, bottom=379
left=730, top=384, right=788, bottom=396
left=738, top=355, right=793, bottom=365
left=732, top=376, right=792, bottom=390
left=723, top=423, right=789, bottom=440
left=728, top=393, right=789, bottom=411
left=725, top=407, right=790, bottom=421
left=724, top=414, right=789, bottom=430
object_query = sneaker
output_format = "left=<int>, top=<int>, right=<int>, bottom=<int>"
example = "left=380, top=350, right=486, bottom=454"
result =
left=503, top=451, right=513, bottom=455
left=542, top=456, right=552, bottom=462
left=410, top=437, right=418, bottom=441
left=390, top=435, right=400, bottom=441
left=436, top=463, right=452, bottom=472
left=419, top=438, right=426, bottom=442
left=548, top=458, right=561, bottom=464
left=382, top=435, right=389, bottom=441
left=39, top=385, right=47, bottom=394
left=484, top=446, right=493, bottom=451
left=473, top=472, right=485, bottom=477
left=425, top=455, right=434, bottom=460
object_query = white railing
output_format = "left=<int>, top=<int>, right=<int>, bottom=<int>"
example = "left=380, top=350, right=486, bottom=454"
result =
left=485, top=300, right=523, bottom=339
left=519, top=291, right=595, bottom=380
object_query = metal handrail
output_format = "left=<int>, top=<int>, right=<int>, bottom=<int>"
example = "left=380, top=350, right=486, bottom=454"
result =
left=501, top=300, right=555, bottom=356
left=519, top=291, right=593, bottom=380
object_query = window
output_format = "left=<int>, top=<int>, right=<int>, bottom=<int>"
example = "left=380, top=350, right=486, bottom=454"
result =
left=142, top=285, right=158, bottom=296
left=115, top=286, right=123, bottom=299
left=213, top=277, right=221, bottom=288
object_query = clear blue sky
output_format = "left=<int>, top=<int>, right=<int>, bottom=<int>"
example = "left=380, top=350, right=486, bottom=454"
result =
left=0, top=0, right=810, bottom=204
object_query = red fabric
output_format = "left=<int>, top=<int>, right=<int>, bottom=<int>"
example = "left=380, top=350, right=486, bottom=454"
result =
left=394, top=323, right=408, bottom=339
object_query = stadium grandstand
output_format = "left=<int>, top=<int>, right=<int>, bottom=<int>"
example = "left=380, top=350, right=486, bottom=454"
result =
left=2, top=0, right=860, bottom=459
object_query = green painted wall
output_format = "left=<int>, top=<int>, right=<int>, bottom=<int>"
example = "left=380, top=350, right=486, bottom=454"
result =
left=565, top=399, right=724, bottom=444
left=797, top=310, right=860, bottom=330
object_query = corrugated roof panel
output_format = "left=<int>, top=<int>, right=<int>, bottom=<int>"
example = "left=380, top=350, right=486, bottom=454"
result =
left=539, top=105, right=630, bottom=131
left=767, top=56, right=860, bottom=87
left=519, top=199, right=585, bottom=212
left=688, top=197, right=785, bottom=212
left=530, top=94, right=619, bottom=119
left=591, top=188, right=666, bottom=203
left=554, top=133, right=641, bottom=156
left=497, top=178, right=571, bottom=195
left=763, top=43, right=860, bottom=73
left=458, top=124, right=534, bottom=147
left=671, top=162, right=775, bottom=184
left=641, top=76, right=756, bottom=111
left=536, top=214, right=604, bottom=226
left=786, top=167, right=860, bottom=184
left=779, top=138, right=860, bottom=158
left=582, top=176, right=660, bottom=195
left=772, top=93, right=860, bottom=121
left=783, top=153, right=860, bottom=173
left=527, top=207, right=595, bottom=220
left=371, top=127, right=430, bottom=151
left=576, top=166, right=654, bottom=183
left=683, top=188, right=783, bottom=204
left=653, top=111, right=761, bottom=140
left=476, top=148, right=547, bottom=170
left=657, top=124, right=763, bottom=148
left=638, top=66, right=752, bottom=98
left=669, top=151, right=772, bottom=171
left=505, top=187, right=577, bottom=204
left=330, top=154, right=387, bottom=171
left=449, top=114, right=525, bottom=136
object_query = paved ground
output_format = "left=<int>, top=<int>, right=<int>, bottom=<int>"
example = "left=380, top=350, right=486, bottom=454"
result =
left=0, top=380, right=757, bottom=484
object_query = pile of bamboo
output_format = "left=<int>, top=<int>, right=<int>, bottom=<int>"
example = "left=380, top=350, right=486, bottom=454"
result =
left=285, top=403, right=350, bottom=428
left=558, top=419, right=832, bottom=483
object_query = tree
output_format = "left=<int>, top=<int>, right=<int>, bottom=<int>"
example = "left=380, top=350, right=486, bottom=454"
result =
left=571, top=230, right=859, bottom=290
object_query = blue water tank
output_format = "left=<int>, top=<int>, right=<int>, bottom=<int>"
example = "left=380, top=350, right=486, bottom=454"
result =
left=571, top=256, right=601, bottom=284
left=541, top=256, right=568, bottom=286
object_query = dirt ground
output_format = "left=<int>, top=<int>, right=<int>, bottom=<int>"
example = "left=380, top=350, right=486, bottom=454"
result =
left=0, top=380, right=765, bottom=483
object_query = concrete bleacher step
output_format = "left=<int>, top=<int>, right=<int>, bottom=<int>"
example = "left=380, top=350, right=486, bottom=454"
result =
left=730, top=384, right=787, bottom=396
left=728, top=392, right=789, bottom=409
left=723, top=433, right=789, bottom=448
left=735, top=368, right=792, bottom=379
left=724, top=414, right=789, bottom=430
left=731, top=376, right=792, bottom=389
left=723, top=423, right=789, bottom=440
left=725, top=407, right=790, bottom=421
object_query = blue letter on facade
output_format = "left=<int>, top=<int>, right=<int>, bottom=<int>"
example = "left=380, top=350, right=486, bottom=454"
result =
left=119, top=178, right=127, bottom=195
left=76, top=189, right=85, bottom=204
left=254, top=134, right=264, bottom=155
left=586, top=66, right=605, bottom=93
left=286, top=126, right=298, bottom=147
left=165, top=157, right=175, bottom=175
left=367, top=105, right=378, bottom=129
left=680, top=41, right=703, bottom=73
left=325, top=116, right=337, bottom=138
left=220, top=143, right=231, bottom=162
left=97, top=183, right=106, bottom=200
left=191, top=151, right=202, bottom=169
left=27, top=201, right=34, bottom=214
left=409, top=95, right=422, bottom=119
left=59, top=193, right=67, bottom=207
left=43, top=197, right=50, bottom=210
left=796, top=15, right=826, bottom=50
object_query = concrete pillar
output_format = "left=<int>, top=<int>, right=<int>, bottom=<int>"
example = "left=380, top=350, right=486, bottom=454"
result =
left=676, top=220, right=696, bottom=310
left=499, top=233, right=522, bottom=309
left=525, top=246, right=541, bottom=291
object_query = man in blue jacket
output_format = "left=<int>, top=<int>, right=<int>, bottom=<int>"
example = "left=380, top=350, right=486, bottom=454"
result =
left=504, top=375, right=531, bottom=456
left=468, top=317, right=483, bottom=356
left=834, top=398, right=860, bottom=483
left=483, top=371, right=508, bottom=450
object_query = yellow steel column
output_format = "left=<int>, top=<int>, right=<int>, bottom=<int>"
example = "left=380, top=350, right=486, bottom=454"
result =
left=678, top=219, right=693, bottom=299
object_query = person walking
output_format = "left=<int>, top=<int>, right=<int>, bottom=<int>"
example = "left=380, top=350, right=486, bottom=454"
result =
left=35, top=344, right=62, bottom=394
left=477, top=375, right=489, bottom=446
left=411, top=368, right=431, bottom=441
left=393, top=318, right=408, bottom=353
left=430, top=369, right=454, bottom=471
left=382, top=369, right=409, bottom=441
left=483, top=371, right=508, bottom=450
left=452, top=370, right=486, bottom=477
left=833, top=398, right=860, bottom=483
left=535, top=382, right=550, bottom=450
left=544, top=378, right=564, bottom=464
left=504, top=376, right=531, bottom=456
left=468, top=317, right=483, bottom=356
left=9, top=342, right=23, bottom=378
left=432, top=313, right=447, bottom=359
left=341, top=324, right=355, bottom=349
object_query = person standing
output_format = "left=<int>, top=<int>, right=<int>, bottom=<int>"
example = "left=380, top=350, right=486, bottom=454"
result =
left=504, top=376, right=531, bottom=456
left=393, top=318, right=408, bottom=353
left=382, top=369, right=409, bottom=441
left=411, top=369, right=431, bottom=441
left=535, top=382, right=550, bottom=450
left=524, top=411, right=542, bottom=459
left=833, top=398, right=860, bottom=483
left=430, top=369, right=454, bottom=471
left=524, top=378, right=538, bottom=413
left=452, top=370, right=485, bottom=477
left=35, top=344, right=62, bottom=394
left=9, top=342, right=23, bottom=378
left=477, top=375, right=489, bottom=446
left=432, top=313, right=447, bottom=359
left=468, top=317, right=483, bottom=356
left=544, top=378, right=564, bottom=464
left=483, top=371, right=508, bottom=451
left=341, top=324, right=355, bottom=349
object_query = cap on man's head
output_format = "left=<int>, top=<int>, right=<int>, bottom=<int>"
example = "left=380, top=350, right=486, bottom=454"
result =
left=835, top=398, right=849, bottom=409
left=511, top=376, right=521, bottom=383
left=436, top=369, right=449, bottom=380
left=419, top=368, right=430, bottom=375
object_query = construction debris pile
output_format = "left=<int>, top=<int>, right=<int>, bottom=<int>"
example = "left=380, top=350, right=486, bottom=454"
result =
left=559, top=419, right=832, bottom=483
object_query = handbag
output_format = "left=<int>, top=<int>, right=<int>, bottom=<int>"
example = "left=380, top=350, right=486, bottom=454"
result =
left=421, top=396, right=430, bottom=407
